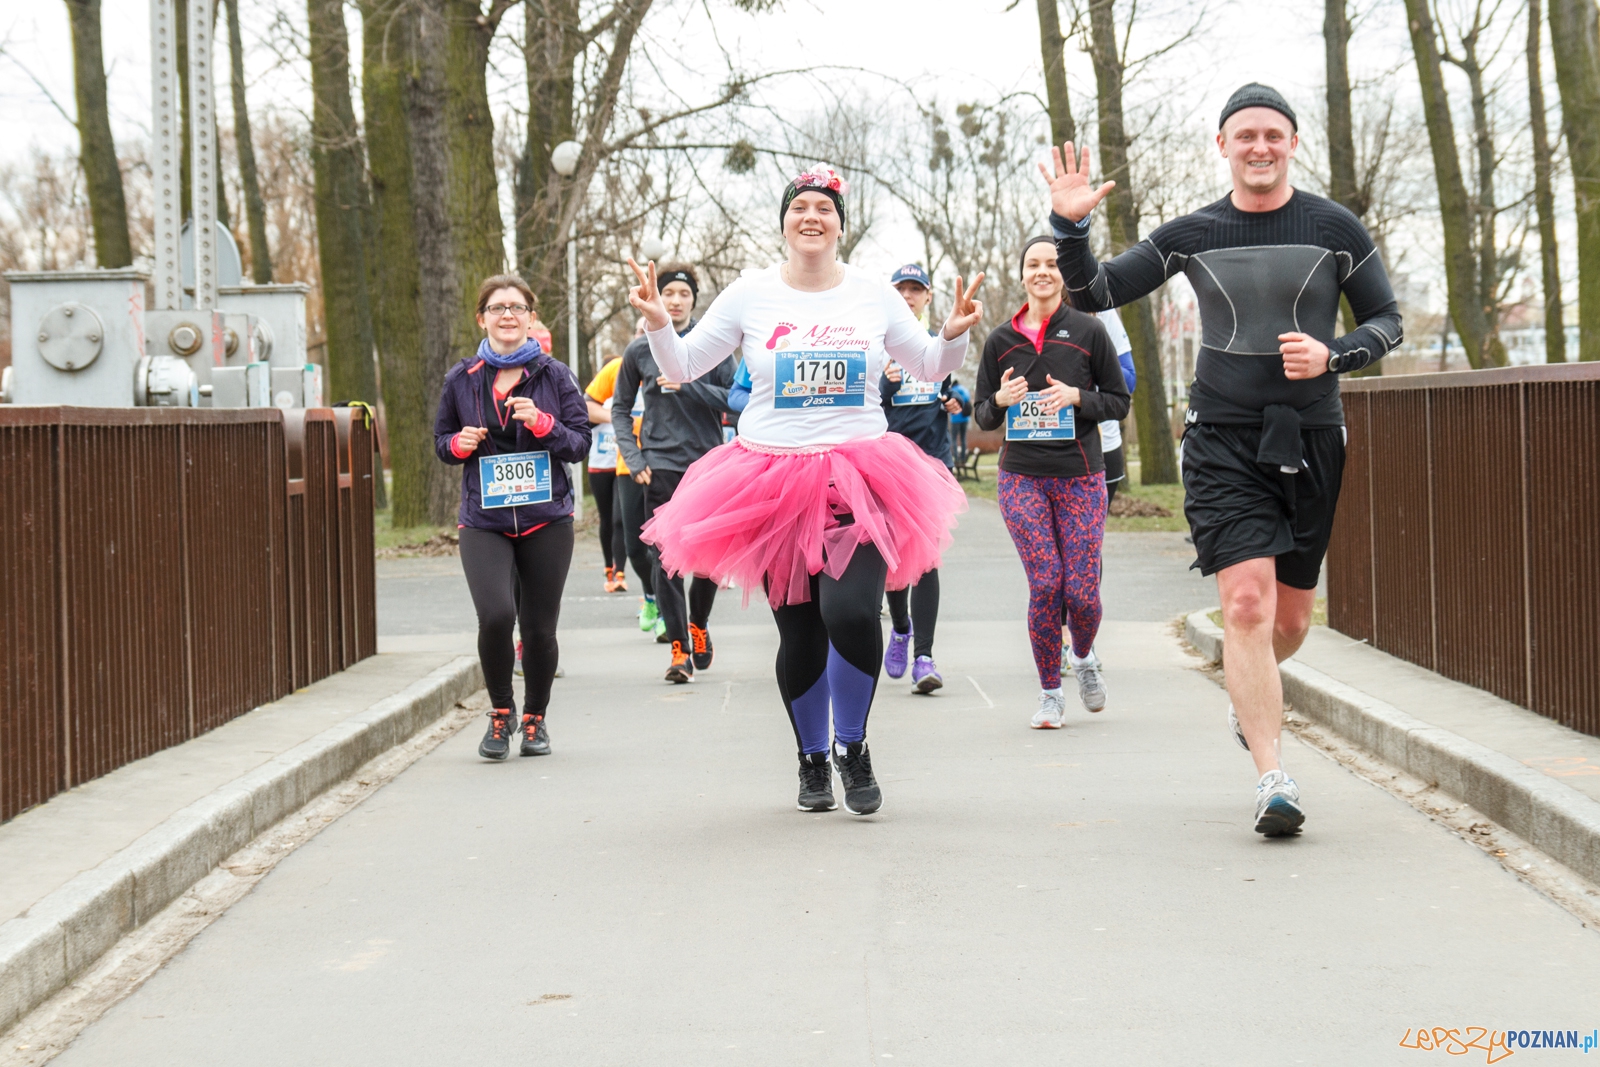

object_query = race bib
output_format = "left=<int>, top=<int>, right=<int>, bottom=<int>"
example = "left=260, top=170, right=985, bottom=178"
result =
left=1005, top=392, right=1075, bottom=441
left=774, top=350, right=867, bottom=409
left=890, top=374, right=941, bottom=407
left=723, top=424, right=737, bottom=444
left=478, top=450, right=552, bottom=508
left=588, top=424, right=618, bottom=468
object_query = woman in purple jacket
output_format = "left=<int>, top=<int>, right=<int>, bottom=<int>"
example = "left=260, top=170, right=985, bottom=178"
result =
left=435, top=275, right=592, bottom=760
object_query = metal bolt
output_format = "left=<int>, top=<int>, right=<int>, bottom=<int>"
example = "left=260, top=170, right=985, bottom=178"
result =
left=63, top=308, right=74, bottom=317
left=38, top=332, right=48, bottom=342
left=88, top=333, right=99, bottom=342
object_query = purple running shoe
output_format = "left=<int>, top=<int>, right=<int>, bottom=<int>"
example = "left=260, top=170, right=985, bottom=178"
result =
left=884, top=626, right=912, bottom=679
left=911, top=656, right=943, bottom=694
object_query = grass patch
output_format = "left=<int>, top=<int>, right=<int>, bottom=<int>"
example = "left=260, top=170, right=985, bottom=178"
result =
left=375, top=506, right=455, bottom=553
left=1205, top=599, right=1327, bottom=633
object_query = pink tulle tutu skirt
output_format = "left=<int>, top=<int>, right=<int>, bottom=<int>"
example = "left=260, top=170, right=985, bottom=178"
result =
left=641, top=432, right=968, bottom=609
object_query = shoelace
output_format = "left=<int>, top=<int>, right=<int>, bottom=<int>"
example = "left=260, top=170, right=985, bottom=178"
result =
left=1077, top=665, right=1102, bottom=689
left=523, top=715, right=542, bottom=739
left=800, top=759, right=831, bottom=792
left=489, top=712, right=512, bottom=740
left=691, top=627, right=708, bottom=654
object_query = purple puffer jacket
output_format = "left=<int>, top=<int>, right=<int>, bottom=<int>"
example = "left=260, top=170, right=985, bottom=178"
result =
left=433, top=352, right=592, bottom=535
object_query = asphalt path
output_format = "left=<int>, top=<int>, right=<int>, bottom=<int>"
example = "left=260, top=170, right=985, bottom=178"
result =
left=51, top=497, right=1600, bottom=1065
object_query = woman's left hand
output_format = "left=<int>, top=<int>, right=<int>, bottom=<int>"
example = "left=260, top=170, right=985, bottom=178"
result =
left=506, top=395, right=544, bottom=427
left=941, top=274, right=986, bottom=340
left=1039, top=374, right=1080, bottom=414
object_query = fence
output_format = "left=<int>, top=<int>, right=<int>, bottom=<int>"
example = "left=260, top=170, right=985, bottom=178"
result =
left=0, top=406, right=376, bottom=823
left=1326, top=363, right=1600, bottom=738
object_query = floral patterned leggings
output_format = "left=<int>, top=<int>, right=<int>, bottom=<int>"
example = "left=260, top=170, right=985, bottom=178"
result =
left=997, top=470, right=1107, bottom=688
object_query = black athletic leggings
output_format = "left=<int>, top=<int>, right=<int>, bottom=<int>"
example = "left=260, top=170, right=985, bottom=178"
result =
left=771, top=541, right=886, bottom=753
left=588, top=469, right=625, bottom=570
left=459, top=523, right=574, bottom=715
left=615, top=475, right=654, bottom=597
left=644, top=467, right=718, bottom=647
left=885, top=567, right=939, bottom=659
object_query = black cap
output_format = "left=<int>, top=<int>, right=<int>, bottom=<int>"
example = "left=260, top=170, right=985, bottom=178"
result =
left=1219, top=83, right=1297, bottom=132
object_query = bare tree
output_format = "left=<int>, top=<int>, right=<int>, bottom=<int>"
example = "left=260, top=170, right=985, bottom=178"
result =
left=224, top=0, right=273, bottom=282
left=64, top=0, right=131, bottom=268
left=1527, top=0, right=1563, bottom=362
left=1034, top=0, right=1077, bottom=147
left=1547, top=0, right=1600, bottom=360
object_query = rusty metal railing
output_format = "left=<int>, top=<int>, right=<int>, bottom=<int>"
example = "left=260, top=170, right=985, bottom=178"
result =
left=0, top=406, right=376, bottom=823
left=1327, top=363, right=1600, bottom=738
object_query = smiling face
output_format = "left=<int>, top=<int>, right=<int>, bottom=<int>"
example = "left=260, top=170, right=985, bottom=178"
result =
left=1021, top=243, right=1064, bottom=307
left=1218, top=107, right=1297, bottom=198
left=783, top=191, right=842, bottom=259
left=476, top=287, right=531, bottom=350
left=661, top=280, right=695, bottom=329
left=895, top=281, right=932, bottom=319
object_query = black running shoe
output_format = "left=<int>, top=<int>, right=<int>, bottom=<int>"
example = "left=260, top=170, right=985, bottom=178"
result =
left=479, top=708, right=513, bottom=760
left=797, top=752, right=837, bottom=812
left=520, top=713, right=550, bottom=757
left=832, top=741, right=882, bottom=815
left=689, top=623, right=714, bottom=671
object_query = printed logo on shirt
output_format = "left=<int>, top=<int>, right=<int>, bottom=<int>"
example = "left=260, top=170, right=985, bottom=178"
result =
left=1055, top=329, right=1071, bottom=338
left=766, top=322, right=797, bottom=350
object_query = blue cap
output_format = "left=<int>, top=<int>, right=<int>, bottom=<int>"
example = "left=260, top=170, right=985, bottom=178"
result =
left=889, top=263, right=931, bottom=289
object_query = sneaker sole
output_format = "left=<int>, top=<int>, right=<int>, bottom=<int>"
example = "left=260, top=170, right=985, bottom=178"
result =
left=1081, top=692, right=1106, bottom=712
left=520, top=746, right=550, bottom=757
left=797, top=798, right=839, bottom=812
left=1254, top=799, right=1305, bottom=836
left=914, top=675, right=943, bottom=694
left=843, top=796, right=882, bottom=816
left=1029, top=719, right=1062, bottom=730
left=478, top=747, right=509, bottom=761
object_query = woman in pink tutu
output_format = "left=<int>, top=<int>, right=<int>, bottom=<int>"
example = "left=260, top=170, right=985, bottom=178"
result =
left=626, top=163, right=984, bottom=816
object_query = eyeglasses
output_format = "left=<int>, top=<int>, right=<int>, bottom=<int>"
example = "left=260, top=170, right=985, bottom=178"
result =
left=485, top=303, right=531, bottom=317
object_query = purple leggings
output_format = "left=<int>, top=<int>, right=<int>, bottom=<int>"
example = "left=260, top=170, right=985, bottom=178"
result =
left=997, top=470, right=1107, bottom=687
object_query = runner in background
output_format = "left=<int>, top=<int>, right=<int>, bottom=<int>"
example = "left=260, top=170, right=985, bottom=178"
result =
left=948, top=378, right=973, bottom=467
left=434, top=275, right=590, bottom=760
left=584, top=354, right=627, bottom=592
left=1092, top=311, right=1138, bottom=505
left=879, top=262, right=961, bottom=694
left=587, top=353, right=664, bottom=638
left=973, top=237, right=1129, bottom=728
left=612, top=262, right=736, bottom=683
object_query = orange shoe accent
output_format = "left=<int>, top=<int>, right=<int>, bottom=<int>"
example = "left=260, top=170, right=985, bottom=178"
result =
left=689, top=623, right=708, bottom=656
left=670, top=641, right=691, bottom=668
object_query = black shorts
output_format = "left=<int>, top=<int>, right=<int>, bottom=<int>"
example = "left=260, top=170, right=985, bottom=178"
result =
left=1103, top=444, right=1126, bottom=484
left=1180, top=423, right=1345, bottom=590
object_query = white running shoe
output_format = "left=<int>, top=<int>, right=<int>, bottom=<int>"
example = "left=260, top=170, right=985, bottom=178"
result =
left=1068, top=649, right=1106, bottom=712
left=1227, top=703, right=1249, bottom=750
left=1254, top=769, right=1305, bottom=836
left=1030, top=690, right=1066, bottom=730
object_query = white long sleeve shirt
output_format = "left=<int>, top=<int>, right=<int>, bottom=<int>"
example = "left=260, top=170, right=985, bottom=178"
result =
left=645, top=263, right=969, bottom=449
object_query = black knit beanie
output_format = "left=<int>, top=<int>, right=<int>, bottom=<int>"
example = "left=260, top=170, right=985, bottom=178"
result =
left=1218, top=83, right=1298, bottom=132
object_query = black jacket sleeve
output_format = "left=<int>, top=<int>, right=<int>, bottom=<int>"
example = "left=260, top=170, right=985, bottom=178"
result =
left=1052, top=211, right=1188, bottom=313
left=433, top=366, right=469, bottom=465
left=972, top=333, right=1007, bottom=431
left=611, top=348, right=646, bottom=474
left=675, top=354, right=735, bottom=414
left=1074, top=321, right=1132, bottom=424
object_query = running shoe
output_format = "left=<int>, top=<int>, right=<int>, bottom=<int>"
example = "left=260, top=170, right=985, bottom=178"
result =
left=1069, top=649, right=1107, bottom=712
left=519, top=713, right=550, bottom=756
left=911, top=656, right=943, bottom=694
left=832, top=740, right=882, bottom=815
left=797, top=752, right=837, bottom=812
left=689, top=623, right=714, bottom=671
left=514, top=639, right=523, bottom=677
left=604, top=566, right=623, bottom=593
left=653, top=617, right=669, bottom=643
left=665, top=641, right=695, bottom=684
left=1030, top=690, right=1066, bottom=730
left=1227, top=703, right=1250, bottom=751
left=638, top=597, right=660, bottom=633
left=612, top=569, right=627, bottom=593
left=1254, top=769, right=1305, bottom=836
left=479, top=708, right=514, bottom=760
left=884, top=626, right=912, bottom=679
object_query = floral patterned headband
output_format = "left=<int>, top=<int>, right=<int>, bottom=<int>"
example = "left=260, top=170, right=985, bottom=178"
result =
left=780, top=162, right=848, bottom=233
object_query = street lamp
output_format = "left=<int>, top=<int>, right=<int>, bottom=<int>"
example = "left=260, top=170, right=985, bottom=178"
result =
left=639, top=237, right=668, bottom=264
left=551, top=140, right=583, bottom=520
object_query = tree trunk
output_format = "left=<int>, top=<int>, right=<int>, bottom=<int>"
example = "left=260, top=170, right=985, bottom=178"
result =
left=1548, top=0, right=1600, bottom=361
left=1454, top=44, right=1509, bottom=366
left=516, top=0, right=578, bottom=342
left=1402, top=0, right=1490, bottom=367
left=1086, top=0, right=1178, bottom=484
left=224, top=0, right=271, bottom=282
left=65, top=0, right=132, bottom=268
left=443, top=0, right=506, bottom=374
left=308, top=0, right=378, bottom=405
left=1036, top=0, right=1075, bottom=148
left=1529, top=0, right=1564, bottom=362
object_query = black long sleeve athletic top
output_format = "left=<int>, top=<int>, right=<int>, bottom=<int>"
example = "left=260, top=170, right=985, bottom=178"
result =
left=1052, top=190, right=1403, bottom=428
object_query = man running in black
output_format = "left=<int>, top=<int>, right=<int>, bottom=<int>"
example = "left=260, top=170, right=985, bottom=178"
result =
left=612, top=263, right=736, bottom=683
left=1042, top=83, right=1403, bottom=836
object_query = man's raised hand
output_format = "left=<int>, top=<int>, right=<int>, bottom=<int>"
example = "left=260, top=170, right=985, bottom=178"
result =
left=1037, top=142, right=1116, bottom=224
left=626, top=259, right=671, bottom=332
left=942, top=274, right=986, bottom=340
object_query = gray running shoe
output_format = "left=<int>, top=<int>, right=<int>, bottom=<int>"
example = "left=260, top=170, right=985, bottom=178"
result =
left=1254, top=769, right=1305, bottom=836
left=1030, top=690, right=1066, bottom=730
left=1227, top=703, right=1250, bottom=750
left=1070, top=651, right=1106, bottom=712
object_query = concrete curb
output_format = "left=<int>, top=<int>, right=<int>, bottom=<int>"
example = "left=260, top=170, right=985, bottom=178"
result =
left=1184, top=610, right=1600, bottom=887
left=0, top=656, right=482, bottom=1034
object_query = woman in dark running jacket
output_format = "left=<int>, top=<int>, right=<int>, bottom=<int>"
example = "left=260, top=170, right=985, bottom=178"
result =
left=974, top=236, right=1129, bottom=729
left=435, top=274, right=591, bottom=760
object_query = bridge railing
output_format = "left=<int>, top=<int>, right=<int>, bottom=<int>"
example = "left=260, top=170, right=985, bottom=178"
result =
left=1327, top=363, right=1600, bottom=737
left=0, top=406, right=376, bottom=823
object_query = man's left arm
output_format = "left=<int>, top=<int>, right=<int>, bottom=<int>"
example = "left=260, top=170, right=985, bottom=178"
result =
left=1327, top=228, right=1405, bottom=375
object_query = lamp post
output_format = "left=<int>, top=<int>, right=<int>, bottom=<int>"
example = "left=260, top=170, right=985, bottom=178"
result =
left=550, top=140, right=583, bottom=521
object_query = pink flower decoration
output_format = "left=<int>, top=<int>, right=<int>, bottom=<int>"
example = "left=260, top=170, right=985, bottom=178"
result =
left=793, top=162, right=850, bottom=197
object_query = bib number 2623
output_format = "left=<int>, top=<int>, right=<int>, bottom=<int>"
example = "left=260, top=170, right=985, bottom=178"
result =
left=479, top=450, right=553, bottom=508
left=775, top=350, right=866, bottom=409
left=1005, top=392, right=1075, bottom=441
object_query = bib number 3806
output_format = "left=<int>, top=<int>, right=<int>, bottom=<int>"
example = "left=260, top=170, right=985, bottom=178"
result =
left=479, top=450, right=553, bottom=508
left=1005, top=392, right=1075, bottom=441
left=775, top=350, right=866, bottom=408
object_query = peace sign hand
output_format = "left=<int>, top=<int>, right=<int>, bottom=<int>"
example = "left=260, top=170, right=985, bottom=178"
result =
left=941, top=274, right=986, bottom=341
left=1037, top=142, right=1116, bottom=224
left=626, top=259, right=671, bottom=333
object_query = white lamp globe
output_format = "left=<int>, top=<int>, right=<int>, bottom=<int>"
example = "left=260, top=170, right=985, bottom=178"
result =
left=551, top=141, right=582, bottom=178
left=639, top=237, right=668, bottom=262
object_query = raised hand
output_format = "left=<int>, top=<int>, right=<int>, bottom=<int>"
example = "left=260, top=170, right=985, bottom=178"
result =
left=1039, top=374, right=1081, bottom=415
left=941, top=273, right=986, bottom=340
left=1037, top=142, right=1116, bottom=223
left=626, top=259, right=671, bottom=332
left=993, top=366, right=1029, bottom=408
left=456, top=425, right=489, bottom=453
left=506, top=395, right=544, bottom=427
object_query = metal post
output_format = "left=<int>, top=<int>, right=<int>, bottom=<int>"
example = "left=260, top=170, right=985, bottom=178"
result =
left=566, top=218, right=582, bottom=522
left=150, top=0, right=182, bottom=310
left=186, top=0, right=218, bottom=311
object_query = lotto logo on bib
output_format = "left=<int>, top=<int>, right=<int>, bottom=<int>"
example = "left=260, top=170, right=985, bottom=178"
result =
left=775, top=350, right=867, bottom=408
